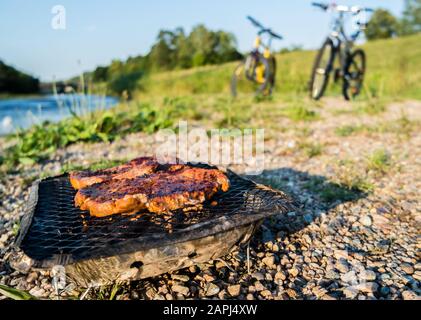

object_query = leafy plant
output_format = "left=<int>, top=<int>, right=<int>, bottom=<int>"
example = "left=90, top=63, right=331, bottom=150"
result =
left=367, top=149, right=392, bottom=173
left=0, top=102, right=174, bottom=171
left=0, top=285, right=37, bottom=300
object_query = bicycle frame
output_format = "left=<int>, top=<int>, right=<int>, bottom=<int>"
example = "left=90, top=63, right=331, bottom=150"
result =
left=247, top=16, right=282, bottom=58
left=252, top=35, right=272, bottom=59
left=325, top=7, right=368, bottom=75
left=230, top=16, right=282, bottom=97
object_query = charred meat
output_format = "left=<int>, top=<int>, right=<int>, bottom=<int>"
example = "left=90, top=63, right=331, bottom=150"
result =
left=74, top=165, right=230, bottom=217
left=70, top=157, right=161, bottom=189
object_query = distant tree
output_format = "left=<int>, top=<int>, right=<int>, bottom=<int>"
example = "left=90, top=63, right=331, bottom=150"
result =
left=92, top=66, right=109, bottom=82
left=0, top=60, right=39, bottom=93
left=188, top=25, right=242, bottom=66
left=399, top=0, right=421, bottom=35
left=279, top=44, right=303, bottom=54
left=189, top=24, right=217, bottom=66
left=148, top=30, right=177, bottom=71
left=365, top=9, right=399, bottom=40
left=213, top=31, right=243, bottom=63
left=146, top=25, right=241, bottom=70
left=108, top=71, right=143, bottom=95
left=91, top=25, right=242, bottom=94
left=173, top=28, right=192, bottom=69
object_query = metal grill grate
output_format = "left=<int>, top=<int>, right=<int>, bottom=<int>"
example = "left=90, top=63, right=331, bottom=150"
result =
left=16, top=169, right=294, bottom=265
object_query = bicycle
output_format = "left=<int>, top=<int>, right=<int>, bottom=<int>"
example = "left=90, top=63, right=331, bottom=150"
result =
left=309, top=2, right=373, bottom=101
left=231, top=16, right=283, bottom=98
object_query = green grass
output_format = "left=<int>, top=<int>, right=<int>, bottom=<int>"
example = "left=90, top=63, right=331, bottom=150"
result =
left=297, top=141, right=324, bottom=158
left=334, top=114, right=419, bottom=138
left=366, top=149, right=392, bottom=173
left=0, top=102, right=174, bottom=171
left=60, top=159, right=128, bottom=173
left=0, top=285, right=37, bottom=300
left=303, top=177, right=364, bottom=203
left=335, top=125, right=361, bottom=137
left=281, top=102, right=319, bottom=122
left=1, top=34, right=420, bottom=172
left=355, top=99, right=387, bottom=115
left=139, top=33, right=421, bottom=100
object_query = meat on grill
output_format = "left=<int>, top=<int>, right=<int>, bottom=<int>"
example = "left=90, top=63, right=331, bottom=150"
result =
left=74, top=165, right=230, bottom=217
left=69, top=157, right=162, bottom=189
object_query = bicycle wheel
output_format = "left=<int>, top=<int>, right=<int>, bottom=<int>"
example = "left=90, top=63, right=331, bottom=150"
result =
left=309, top=38, right=335, bottom=100
left=231, top=53, right=271, bottom=98
left=342, top=49, right=366, bottom=101
left=267, top=55, right=277, bottom=96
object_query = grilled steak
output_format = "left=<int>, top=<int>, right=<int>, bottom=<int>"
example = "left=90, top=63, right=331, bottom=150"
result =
left=74, top=166, right=230, bottom=217
left=69, top=157, right=161, bottom=189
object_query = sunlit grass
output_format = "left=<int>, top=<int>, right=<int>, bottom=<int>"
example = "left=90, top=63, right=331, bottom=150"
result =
left=366, top=149, right=392, bottom=173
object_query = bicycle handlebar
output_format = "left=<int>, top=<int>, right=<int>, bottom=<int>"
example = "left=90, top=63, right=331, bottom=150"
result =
left=268, top=30, right=283, bottom=40
left=312, top=2, right=374, bottom=14
left=247, top=16, right=265, bottom=29
left=247, top=16, right=283, bottom=40
left=312, top=2, right=329, bottom=11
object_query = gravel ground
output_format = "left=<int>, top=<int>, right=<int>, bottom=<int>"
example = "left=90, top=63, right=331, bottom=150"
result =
left=0, top=98, right=420, bottom=300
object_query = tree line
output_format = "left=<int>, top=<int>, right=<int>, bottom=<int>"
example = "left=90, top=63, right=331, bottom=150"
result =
left=365, top=0, right=421, bottom=40
left=92, top=25, right=242, bottom=95
left=0, top=60, right=39, bottom=94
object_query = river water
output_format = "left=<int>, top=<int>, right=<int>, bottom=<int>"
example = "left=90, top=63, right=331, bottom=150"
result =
left=0, top=94, right=118, bottom=136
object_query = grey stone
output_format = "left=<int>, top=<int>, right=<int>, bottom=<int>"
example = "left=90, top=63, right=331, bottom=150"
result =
left=171, top=274, right=190, bottom=282
left=252, top=272, right=265, bottom=281
left=262, top=256, right=276, bottom=269
left=401, top=290, right=419, bottom=300
left=359, top=270, right=377, bottom=281
left=354, top=282, right=379, bottom=294
left=341, top=271, right=357, bottom=283
left=326, top=269, right=339, bottom=280
left=360, top=215, right=373, bottom=227
left=227, top=284, right=241, bottom=297
left=26, top=272, right=38, bottom=283
left=401, top=263, right=415, bottom=275
left=343, top=286, right=359, bottom=299
left=254, top=281, right=265, bottom=292
left=413, top=271, right=421, bottom=281
left=28, top=287, right=46, bottom=298
left=289, top=267, right=300, bottom=278
left=172, top=285, right=189, bottom=296
left=336, top=261, right=350, bottom=273
left=206, top=283, right=220, bottom=297
left=260, top=290, right=272, bottom=298
left=275, top=271, right=287, bottom=281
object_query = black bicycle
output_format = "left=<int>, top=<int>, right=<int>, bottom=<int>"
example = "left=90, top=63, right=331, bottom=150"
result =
left=309, top=2, right=373, bottom=100
left=231, top=16, right=283, bottom=98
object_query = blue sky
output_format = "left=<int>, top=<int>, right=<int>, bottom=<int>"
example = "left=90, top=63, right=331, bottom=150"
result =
left=0, top=0, right=404, bottom=81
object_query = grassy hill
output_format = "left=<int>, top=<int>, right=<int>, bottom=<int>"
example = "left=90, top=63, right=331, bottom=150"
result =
left=0, top=61, right=39, bottom=95
left=1, top=34, right=420, bottom=171
left=137, top=33, right=421, bottom=100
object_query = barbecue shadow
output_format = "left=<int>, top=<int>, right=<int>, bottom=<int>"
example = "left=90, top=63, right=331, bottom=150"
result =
left=245, top=167, right=369, bottom=240
left=104, top=168, right=369, bottom=300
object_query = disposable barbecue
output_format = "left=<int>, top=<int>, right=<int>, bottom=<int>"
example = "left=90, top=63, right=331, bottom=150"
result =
left=74, top=166, right=230, bottom=217
left=12, top=166, right=296, bottom=287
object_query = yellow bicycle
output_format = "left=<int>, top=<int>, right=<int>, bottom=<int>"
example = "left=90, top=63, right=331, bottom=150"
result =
left=231, top=16, right=283, bottom=98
